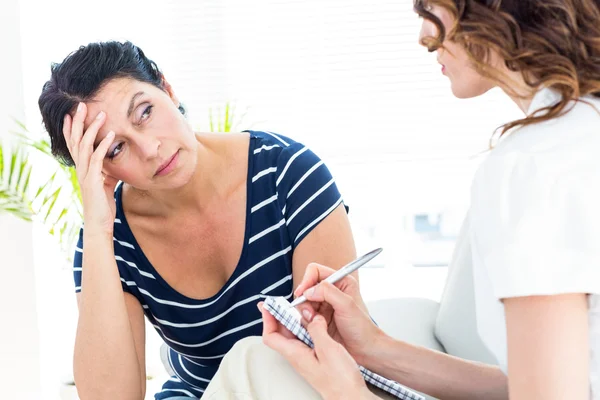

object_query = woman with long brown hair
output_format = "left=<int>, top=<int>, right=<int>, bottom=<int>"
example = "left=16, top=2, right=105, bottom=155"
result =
left=200, top=1, right=600, bottom=399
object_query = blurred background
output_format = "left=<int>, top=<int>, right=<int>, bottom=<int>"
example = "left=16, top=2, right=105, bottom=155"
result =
left=0, top=0, right=521, bottom=398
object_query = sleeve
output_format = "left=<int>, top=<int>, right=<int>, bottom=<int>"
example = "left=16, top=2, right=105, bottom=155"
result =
left=275, top=142, right=347, bottom=248
left=470, top=152, right=600, bottom=299
left=72, top=226, right=134, bottom=295
left=73, top=228, right=84, bottom=293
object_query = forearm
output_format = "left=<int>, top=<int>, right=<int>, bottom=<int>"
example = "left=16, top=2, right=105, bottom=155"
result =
left=74, top=232, right=143, bottom=400
left=364, top=334, right=508, bottom=400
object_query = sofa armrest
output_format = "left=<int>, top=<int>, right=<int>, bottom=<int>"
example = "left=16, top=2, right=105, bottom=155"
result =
left=367, top=297, right=444, bottom=353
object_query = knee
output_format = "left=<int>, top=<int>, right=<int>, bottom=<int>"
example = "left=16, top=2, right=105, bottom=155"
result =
left=227, top=336, right=264, bottom=357
left=224, top=336, right=270, bottom=363
left=224, top=336, right=283, bottom=367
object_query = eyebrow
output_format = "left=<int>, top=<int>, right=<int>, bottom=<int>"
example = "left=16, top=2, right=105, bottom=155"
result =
left=127, top=91, right=146, bottom=117
left=92, top=91, right=146, bottom=148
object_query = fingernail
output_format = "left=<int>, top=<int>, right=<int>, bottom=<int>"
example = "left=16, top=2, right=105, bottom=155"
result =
left=301, top=309, right=313, bottom=322
left=304, top=287, right=315, bottom=298
left=96, top=111, right=105, bottom=120
left=77, top=102, right=84, bottom=113
left=257, top=302, right=263, bottom=312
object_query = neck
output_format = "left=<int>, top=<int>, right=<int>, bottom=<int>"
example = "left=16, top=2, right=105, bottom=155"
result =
left=499, top=68, right=535, bottom=114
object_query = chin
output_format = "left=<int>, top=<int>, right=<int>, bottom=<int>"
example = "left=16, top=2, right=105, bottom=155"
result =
left=450, top=80, right=495, bottom=99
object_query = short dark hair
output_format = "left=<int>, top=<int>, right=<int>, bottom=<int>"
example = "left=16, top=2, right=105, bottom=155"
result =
left=38, top=41, right=166, bottom=166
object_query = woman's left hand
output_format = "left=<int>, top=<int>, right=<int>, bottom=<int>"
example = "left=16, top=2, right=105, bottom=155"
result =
left=260, top=303, right=375, bottom=400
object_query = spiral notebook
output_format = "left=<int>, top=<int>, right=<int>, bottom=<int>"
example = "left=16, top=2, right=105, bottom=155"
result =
left=264, top=296, right=425, bottom=400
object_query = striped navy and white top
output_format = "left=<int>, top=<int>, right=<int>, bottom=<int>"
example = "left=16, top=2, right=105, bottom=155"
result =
left=73, top=130, right=346, bottom=399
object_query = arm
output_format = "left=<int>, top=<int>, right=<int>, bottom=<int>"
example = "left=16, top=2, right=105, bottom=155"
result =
left=366, top=332, right=508, bottom=400
left=66, top=103, right=146, bottom=399
left=74, top=234, right=146, bottom=400
left=291, top=203, right=357, bottom=290
left=271, top=263, right=507, bottom=400
left=275, top=141, right=357, bottom=289
left=295, top=268, right=508, bottom=400
left=504, top=294, right=589, bottom=400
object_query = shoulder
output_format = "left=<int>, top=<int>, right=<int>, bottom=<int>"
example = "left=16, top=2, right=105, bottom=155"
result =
left=475, top=95, right=600, bottom=194
left=247, top=130, right=299, bottom=155
left=247, top=130, right=328, bottom=180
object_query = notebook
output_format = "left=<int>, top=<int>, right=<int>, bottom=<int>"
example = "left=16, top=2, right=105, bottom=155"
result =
left=264, top=296, right=425, bottom=400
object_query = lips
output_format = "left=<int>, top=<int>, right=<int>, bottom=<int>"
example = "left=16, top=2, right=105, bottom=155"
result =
left=155, top=151, right=179, bottom=176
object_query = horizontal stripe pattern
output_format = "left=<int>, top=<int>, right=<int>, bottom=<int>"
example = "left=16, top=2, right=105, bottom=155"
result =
left=72, top=131, right=344, bottom=399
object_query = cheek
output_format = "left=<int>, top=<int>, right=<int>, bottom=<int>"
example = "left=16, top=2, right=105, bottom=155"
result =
left=155, top=110, right=192, bottom=137
left=441, top=41, right=468, bottom=67
left=103, top=159, right=141, bottom=183
left=450, top=68, right=495, bottom=98
left=442, top=43, right=492, bottom=97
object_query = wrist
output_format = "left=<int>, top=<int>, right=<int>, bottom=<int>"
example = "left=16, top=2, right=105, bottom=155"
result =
left=359, top=386, right=379, bottom=400
left=363, top=331, right=407, bottom=376
left=322, top=382, right=371, bottom=400
left=83, top=228, right=114, bottom=243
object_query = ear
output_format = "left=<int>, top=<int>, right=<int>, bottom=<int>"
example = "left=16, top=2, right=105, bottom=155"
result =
left=161, top=77, right=180, bottom=107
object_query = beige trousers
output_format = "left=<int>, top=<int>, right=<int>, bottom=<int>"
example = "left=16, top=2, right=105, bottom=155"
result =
left=202, top=336, right=395, bottom=400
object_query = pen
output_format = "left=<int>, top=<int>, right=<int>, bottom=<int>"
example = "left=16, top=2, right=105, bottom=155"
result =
left=289, top=247, right=383, bottom=308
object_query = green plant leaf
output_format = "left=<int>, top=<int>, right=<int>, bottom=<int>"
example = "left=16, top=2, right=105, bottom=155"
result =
left=43, top=187, right=62, bottom=222
left=50, top=207, right=69, bottom=231
left=36, top=171, right=58, bottom=207
left=8, top=149, right=17, bottom=187
left=2, top=122, right=84, bottom=255
left=21, top=166, right=32, bottom=195
left=0, top=186, right=33, bottom=221
left=209, top=108, right=215, bottom=132
left=34, top=176, right=51, bottom=200
left=10, top=117, right=28, bottom=132
left=15, top=156, right=27, bottom=193
left=69, top=168, right=82, bottom=206
left=224, top=103, right=231, bottom=132
left=0, top=143, right=4, bottom=179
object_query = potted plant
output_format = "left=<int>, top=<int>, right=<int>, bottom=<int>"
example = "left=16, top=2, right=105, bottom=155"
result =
left=1, top=120, right=82, bottom=257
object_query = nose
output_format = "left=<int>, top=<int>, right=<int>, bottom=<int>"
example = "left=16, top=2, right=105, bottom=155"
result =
left=138, top=135, right=160, bottom=160
left=418, top=18, right=436, bottom=48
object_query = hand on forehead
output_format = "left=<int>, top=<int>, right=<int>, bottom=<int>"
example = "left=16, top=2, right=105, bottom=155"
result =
left=80, top=78, right=139, bottom=129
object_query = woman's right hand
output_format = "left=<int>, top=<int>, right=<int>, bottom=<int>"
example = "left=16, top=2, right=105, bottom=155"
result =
left=294, top=263, right=386, bottom=366
left=64, top=102, right=119, bottom=236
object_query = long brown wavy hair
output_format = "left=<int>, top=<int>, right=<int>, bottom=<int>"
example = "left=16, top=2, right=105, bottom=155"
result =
left=414, top=0, right=600, bottom=137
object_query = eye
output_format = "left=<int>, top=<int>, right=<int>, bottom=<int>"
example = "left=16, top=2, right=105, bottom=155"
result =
left=107, top=142, right=124, bottom=159
left=137, top=104, right=153, bottom=124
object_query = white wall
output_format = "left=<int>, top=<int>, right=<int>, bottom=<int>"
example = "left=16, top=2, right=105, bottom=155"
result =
left=0, top=0, right=42, bottom=397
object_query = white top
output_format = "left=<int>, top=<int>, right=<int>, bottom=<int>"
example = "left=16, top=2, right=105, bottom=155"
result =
left=467, top=87, right=600, bottom=397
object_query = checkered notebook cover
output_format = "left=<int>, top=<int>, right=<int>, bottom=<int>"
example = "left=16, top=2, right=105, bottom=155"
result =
left=264, top=296, right=425, bottom=400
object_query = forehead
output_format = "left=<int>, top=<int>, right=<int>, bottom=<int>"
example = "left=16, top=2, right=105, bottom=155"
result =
left=95, top=77, right=139, bottom=103
left=82, top=78, right=153, bottom=126
left=432, top=4, right=454, bottom=29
